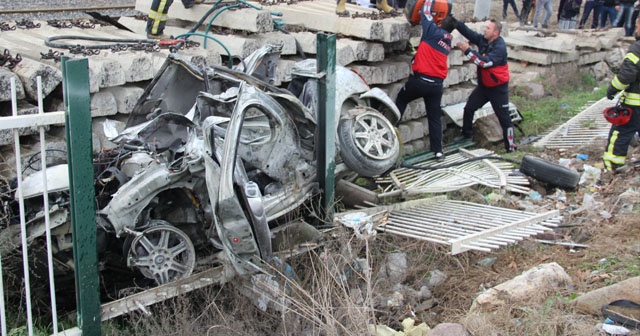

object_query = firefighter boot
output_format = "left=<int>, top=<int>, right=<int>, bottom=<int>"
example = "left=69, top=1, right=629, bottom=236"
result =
left=336, top=0, right=348, bottom=15
left=376, top=0, right=394, bottom=13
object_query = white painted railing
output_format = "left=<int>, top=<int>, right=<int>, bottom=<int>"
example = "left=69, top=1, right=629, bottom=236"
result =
left=1, top=77, right=66, bottom=336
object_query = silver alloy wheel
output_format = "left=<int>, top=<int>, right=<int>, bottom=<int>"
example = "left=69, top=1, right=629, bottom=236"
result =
left=127, top=225, right=196, bottom=285
left=352, top=110, right=399, bottom=160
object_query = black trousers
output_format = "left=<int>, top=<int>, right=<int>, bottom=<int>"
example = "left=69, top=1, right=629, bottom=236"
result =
left=603, top=105, right=640, bottom=170
left=520, top=0, right=534, bottom=23
left=395, top=74, right=444, bottom=154
left=462, top=83, right=516, bottom=151
left=146, top=0, right=194, bottom=35
left=503, top=0, right=520, bottom=18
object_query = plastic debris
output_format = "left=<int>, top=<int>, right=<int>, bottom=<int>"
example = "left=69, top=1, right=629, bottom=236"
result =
left=526, top=190, right=543, bottom=201
left=339, top=212, right=376, bottom=239
left=598, top=323, right=631, bottom=335
left=552, top=189, right=567, bottom=202
left=576, top=153, right=589, bottom=161
left=486, top=192, right=504, bottom=202
left=368, top=318, right=431, bottom=336
left=558, top=158, right=574, bottom=168
left=579, top=164, right=602, bottom=185
left=477, top=257, right=497, bottom=267
left=599, top=210, right=612, bottom=219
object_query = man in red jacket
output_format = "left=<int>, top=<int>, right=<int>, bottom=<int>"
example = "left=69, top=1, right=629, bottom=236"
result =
left=453, top=19, right=517, bottom=153
left=394, top=13, right=456, bottom=161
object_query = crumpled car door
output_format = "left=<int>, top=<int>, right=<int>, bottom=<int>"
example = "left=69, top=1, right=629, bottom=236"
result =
left=203, top=81, right=316, bottom=275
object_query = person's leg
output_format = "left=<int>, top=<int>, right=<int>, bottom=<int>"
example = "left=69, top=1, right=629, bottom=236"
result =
left=579, top=1, right=594, bottom=28
left=603, top=106, right=640, bottom=170
left=146, top=0, right=174, bottom=36
left=461, top=87, right=488, bottom=138
left=533, top=0, right=543, bottom=26
left=488, top=84, right=516, bottom=151
left=509, top=0, right=520, bottom=17
left=542, top=0, right=553, bottom=27
left=590, top=2, right=602, bottom=28
left=533, top=0, right=542, bottom=28
left=624, top=5, right=634, bottom=35
left=612, top=7, right=620, bottom=26
left=599, top=7, right=607, bottom=27
left=613, top=5, right=625, bottom=27
left=631, top=8, right=640, bottom=33
left=569, top=15, right=579, bottom=28
left=530, top=0, right=537, bottom=22
left=521, top=0, right=533, bottom=23
left=422, top=84, right=444, bottom=153
left=503, top=0, right=509, bottom=19
left=394, top=76, right=422, bottom=125
left=600, top=6, right=612, bottom=27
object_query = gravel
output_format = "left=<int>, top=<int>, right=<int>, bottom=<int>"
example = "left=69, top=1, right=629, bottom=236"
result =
left=0, top=9, right=141, bottom=22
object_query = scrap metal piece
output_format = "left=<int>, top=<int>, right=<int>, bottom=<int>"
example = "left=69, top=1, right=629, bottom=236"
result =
left=335, top=196, right=561, bottom=255
left=375, top=148, right=529, bottom=198
left=533, top=97, right=614, bottom=149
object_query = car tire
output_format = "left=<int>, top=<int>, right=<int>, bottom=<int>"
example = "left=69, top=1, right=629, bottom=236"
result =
left=338, top=108, right=400, bottom=177
left=519, top=155, right=580, bottom=189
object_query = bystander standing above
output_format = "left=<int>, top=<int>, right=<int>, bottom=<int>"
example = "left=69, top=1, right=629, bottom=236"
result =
left=452, top=19, right=517, bottom=153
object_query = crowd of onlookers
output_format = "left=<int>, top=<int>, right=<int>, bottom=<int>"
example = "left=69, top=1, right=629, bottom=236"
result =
left=503, top=0, right=640, bottom=35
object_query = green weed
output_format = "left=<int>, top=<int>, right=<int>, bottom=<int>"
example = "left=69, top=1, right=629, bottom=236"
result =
left=511, top=74, right=608, bottom=137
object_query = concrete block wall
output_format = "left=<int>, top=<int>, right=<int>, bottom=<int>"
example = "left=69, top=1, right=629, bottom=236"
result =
left=0, top=2, right=626, bottom=175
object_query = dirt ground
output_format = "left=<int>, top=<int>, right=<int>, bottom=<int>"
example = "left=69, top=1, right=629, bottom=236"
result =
left=409, top=0, right=640, bottom=333
left=424, top=137, right=640, bottom=334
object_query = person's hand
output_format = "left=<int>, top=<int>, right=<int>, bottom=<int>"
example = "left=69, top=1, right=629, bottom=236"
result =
left=456, top=41, right=469, bottom=51
left=607, top=87, right=617, bottom=100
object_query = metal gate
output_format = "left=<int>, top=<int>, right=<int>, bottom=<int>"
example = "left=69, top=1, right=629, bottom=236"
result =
left=0, top=58, right=100, bottom=336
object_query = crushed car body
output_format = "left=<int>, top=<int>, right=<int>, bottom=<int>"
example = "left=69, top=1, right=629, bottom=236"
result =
left=7, top=44, right=402, bottom=289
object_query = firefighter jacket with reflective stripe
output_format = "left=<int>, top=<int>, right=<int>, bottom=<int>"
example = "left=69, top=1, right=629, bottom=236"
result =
left=608, top=41, right=640, bottom=106
left=411, top=14, right=452, bottom=80
left=455, top=21, right=510, bottom=88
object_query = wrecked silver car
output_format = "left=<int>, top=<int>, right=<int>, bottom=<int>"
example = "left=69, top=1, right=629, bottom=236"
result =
left=9, top=45, right=401, bottom=288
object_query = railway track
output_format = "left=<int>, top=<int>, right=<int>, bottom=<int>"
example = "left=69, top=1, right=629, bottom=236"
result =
left=0, top=1, right=137, bottom=21
left=0, top=5, right=135, bottom=15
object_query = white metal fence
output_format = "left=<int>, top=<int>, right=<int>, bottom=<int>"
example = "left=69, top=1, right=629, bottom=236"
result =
left=1, top=77, right=67, bottom=335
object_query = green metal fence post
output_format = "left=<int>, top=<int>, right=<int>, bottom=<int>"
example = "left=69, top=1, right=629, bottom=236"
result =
left=61, top=57, right=101, bottom=335
left=316, top=33, right=337, bottom=223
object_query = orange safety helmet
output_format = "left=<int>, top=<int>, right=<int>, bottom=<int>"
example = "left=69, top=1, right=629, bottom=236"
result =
left=404, top=0, right=452, bottom=26
left=603, top=105, right=632, bottom=126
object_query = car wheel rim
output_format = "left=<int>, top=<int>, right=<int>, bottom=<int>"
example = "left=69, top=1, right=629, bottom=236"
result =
left=127, top=225, right=196, bottom=285
left=352, top=111, right=398, bottom=160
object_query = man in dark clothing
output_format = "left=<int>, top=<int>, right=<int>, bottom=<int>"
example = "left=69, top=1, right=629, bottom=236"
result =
left=146, top=0, right=204, bottom=39
left=395, top=13, right=456, bottom=162
left=578, top=0, right=603, bottom=29
left=603, top=16, right=640, bottom=171
left=614, top=0, right=636, bottom=35
left=600, top=0, right=618, bottom=27
left=452, top=19, right=517, bottom=152
left=558, top=0, right=582, bottom=29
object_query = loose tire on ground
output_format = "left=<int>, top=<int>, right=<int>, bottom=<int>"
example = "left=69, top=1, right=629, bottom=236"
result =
left=519, top=155, right=580, bottom=189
